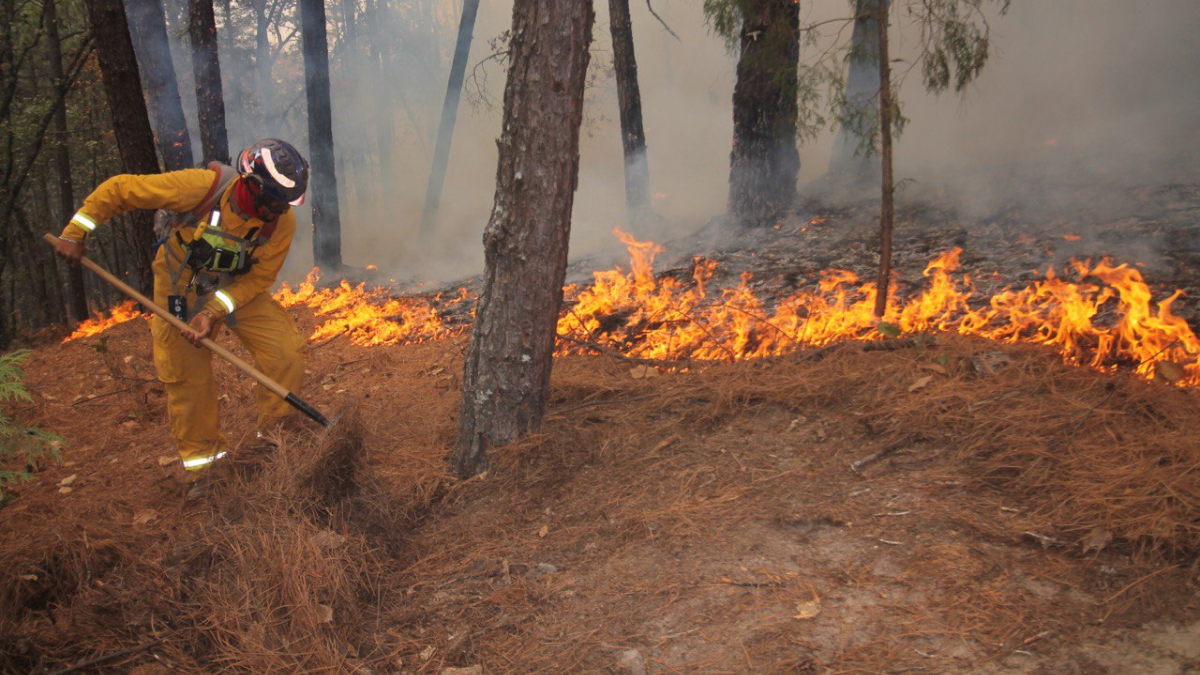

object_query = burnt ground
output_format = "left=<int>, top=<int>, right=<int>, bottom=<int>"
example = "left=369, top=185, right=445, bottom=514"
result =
left=1, top=183, right=1200, bottom=674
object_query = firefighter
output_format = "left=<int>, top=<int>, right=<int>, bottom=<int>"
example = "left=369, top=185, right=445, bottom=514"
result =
left=53, top=139, right=309, bottom=476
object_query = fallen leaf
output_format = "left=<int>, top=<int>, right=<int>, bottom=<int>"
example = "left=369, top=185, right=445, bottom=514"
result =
left=876, top=321, right=902, bottom=338
left=58, top=474, right=77, bottom=487
left=58, top=487, right=73, bottom=495
left=537, top=525, right=549, bottom=538
left=123, top=355, right=134, bottom=363
left=312, top=530, right=347, bottom=550
left=920, top=363, right=949, bottom=375
left=1155, top=361, right=1186, bottom=383
left=1081, top=527, right=1113, bottom=554
left=315, top=604, right=334, bottom=623
left=19, top=574, right=37, bottom=582
left=908, top=376, right=933, bottom=393
left=158, top=456, right=179, bottom=466
left=793, top=599, right=822, bottom=619
left=120, top=420, right=139, bottom=428
left=133, top=510, right=159, bottom=526
left=652, top=435, right=680, bottom=453
left=419, top=645, right=436, bottom=661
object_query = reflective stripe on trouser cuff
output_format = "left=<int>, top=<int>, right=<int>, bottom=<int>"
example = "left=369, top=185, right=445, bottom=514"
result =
left=71, top=212, right=97, bottom=232
left=182, top=450, right=227, bottom=470
left=214, top=290, right=236, bottom=314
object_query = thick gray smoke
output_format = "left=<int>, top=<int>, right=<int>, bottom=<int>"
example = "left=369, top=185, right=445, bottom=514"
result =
left=155, top=0, right=1200, bottom=283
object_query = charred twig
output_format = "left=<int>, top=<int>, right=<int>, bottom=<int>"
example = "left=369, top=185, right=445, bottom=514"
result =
left=645, top=0, right=681, bottom=42
left=851, top=443, right=903, bottom=473
left=48, top=639, right=164, bottom=675
left=556, top=333, right=693, bottom=369
left=862, top=337, right=932, bottom=352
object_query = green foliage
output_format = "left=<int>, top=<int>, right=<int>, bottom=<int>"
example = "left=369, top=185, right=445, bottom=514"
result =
left=0, top=350, right=62, bottom=496
left=915, top=0, right=1010, bottom=93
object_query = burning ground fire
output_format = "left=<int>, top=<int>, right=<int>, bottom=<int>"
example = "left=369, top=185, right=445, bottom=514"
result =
left=65, top=231, right=1200, bottom=387
left=62, top=301, right=145, bottom=342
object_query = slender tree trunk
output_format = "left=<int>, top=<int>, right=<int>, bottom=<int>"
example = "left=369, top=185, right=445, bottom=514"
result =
left=124, top=0, right=194, bottom=170
left=188, top=0, right=230, bottom=163
left=44, top=0, right=89, bottom=325
left=728, top=0, right=799, bottom=227
left=254, top=0, right=275, bottom=125
left=451, top=0, right=595, bottom=478
left=419, top=0, right=481, bottom=239
left=86, top=0, right=162, bottom=297
left=299, top=0, right=343, bottom=269
left=608, top=0, right=650, bottom=224
left=873, top=0, right=894, bottom=319
left=828, top=0, right=887, bottom=191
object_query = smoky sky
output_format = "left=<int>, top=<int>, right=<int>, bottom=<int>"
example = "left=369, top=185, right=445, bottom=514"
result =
left=259, top=0, right=1200, bottom=282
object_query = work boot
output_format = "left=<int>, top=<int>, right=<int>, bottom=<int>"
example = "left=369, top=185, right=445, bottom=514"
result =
left=181, top=468, right=217, bottom=500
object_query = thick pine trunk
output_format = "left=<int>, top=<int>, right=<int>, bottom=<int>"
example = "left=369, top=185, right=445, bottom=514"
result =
left=44, top=0, right=88, bottom=325
left=299, top=0, right=343, bottom=269
left=86, top=0, right=162, bottom=297
left=608, top=0, right=650, bottom=224
left=418, top=0, right=481, bottom=238
left=188, top=0, right=230, bottom=163
left=828, top=0, right=887, bottom=190
left=873, top=0, right=894, bottom=319
left=728, top=0, right=799, bottom=226
left=124, top=0, right=194, bottom=170
left=451, top=0, right=595, bottom=478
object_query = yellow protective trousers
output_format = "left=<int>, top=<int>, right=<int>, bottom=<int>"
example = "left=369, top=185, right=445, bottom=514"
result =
left=151, top=260, right=305, bottom=470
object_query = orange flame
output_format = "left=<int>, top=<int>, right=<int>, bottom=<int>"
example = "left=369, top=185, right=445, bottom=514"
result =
left=62, top=301, right=145, bottom=342
left=276, top=269, right=471, bottom=346
left=555, top=230, right=1200, bottom=385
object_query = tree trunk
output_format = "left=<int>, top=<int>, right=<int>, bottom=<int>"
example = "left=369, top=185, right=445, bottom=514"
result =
left=451, top=0, right=595, bottom=478
left=87, top=0, right=162, bottom=297
left=124, top=0, right=194, bottom=170
left=188, top=0, right=230, bottom=163
left=873, top=0, right=894, bottom=319
left=418, top=0, right=481, bottom=239
left=299, top=0, right=343, bottom=269
left=728, top=0, right=799, bottom=227
left=828, top=0, right=887, bottom=191
left=608, top=0, right=650, bottom=224
left=254, top=0, right=275, bottom=125
left=44, top=0, right=89, bottom=325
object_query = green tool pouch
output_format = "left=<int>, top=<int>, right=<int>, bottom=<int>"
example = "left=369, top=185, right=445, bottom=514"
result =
left=189, top=228, right=248, bottom=273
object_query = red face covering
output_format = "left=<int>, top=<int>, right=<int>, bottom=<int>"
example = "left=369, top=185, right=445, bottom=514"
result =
left=234, top=178, right=266, bottom=221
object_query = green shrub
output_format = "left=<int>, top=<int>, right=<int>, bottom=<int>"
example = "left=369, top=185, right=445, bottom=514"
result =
left=0, top=349, right=62, bottom=498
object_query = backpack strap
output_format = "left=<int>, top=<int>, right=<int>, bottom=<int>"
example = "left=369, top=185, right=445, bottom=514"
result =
left=186, top=161, right=238, bottom=222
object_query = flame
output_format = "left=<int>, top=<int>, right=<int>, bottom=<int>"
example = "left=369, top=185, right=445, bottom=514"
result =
left=276, top=269, right=470, bottom=346
left=63, top=301, right=145, bottom=342
left=58, top=234, right=1200, bottom=388
left=556, top=230, right=1200, bottom=385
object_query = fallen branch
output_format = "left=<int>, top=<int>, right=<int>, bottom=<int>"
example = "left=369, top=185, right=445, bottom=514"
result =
left=48, top=639, right=164, bottom=675
left=646, top=0, right=681, bottom=42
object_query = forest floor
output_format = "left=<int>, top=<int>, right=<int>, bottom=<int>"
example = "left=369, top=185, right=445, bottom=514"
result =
left=2, top=180, right=1200, bottom=673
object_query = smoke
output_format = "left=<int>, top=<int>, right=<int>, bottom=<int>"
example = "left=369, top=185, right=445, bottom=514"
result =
left=158, top=0, right=1199, bottom=283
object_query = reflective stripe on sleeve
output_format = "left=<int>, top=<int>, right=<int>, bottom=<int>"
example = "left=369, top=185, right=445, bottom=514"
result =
left=214, top=290, right=236, bottom=314
left=71, top=212, right=97, bottom=232
left=209, top=210, right=221, bottom=228
left=182, top=450, right=227, bottom=469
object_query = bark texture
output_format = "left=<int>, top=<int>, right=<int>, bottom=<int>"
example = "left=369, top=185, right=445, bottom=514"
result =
left=124, top=0, right=194, bottom=170
left=608, top=0, right=650, bottom=223
left=299, top=0, right=343, bottom=269
left=86, top=0, right=161, bottom=297
left=451, top=0, right=595, bottom=478
left=188, top=0, right=229, bottom=163
left=45, top=0, right=88, bottom=324
left=828, top=0, right=887, bottom=190
left=729, top=0, right=799, bottom=226
left=873, top=0, right=894, bottom=318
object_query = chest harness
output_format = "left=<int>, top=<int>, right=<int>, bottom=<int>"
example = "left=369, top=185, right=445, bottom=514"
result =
left=155, top=162, right=279, bottom=321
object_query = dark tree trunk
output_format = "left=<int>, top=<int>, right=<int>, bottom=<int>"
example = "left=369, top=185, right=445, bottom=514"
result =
left=873, top=0, right=894, bottom=319
left=254, top=0, right=275, bottom=125
left=299, top=0, right=342, bottom=269
left=728, top=0, right=799, bottom=226
left=188, top=0, right=230, bottom=163
left=608, top=0, right=650, bottom=224
left=828, top=0, right=887, bottom=191
left=45, top=0, right=88, bottom=325
left=124, top=0, right=194, bottom=170
left=418, top=0, right=481, bottom=239
left=451, top=0, right=595, bottom=478
left=86, top=0, right=162, bottom=297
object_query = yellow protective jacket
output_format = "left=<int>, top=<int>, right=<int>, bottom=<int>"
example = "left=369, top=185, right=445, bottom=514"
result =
left=59, top=169, right=297, bottom=320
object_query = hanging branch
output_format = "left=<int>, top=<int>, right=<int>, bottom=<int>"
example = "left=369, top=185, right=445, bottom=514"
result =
left=645, top=0, right=680, bottom=42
